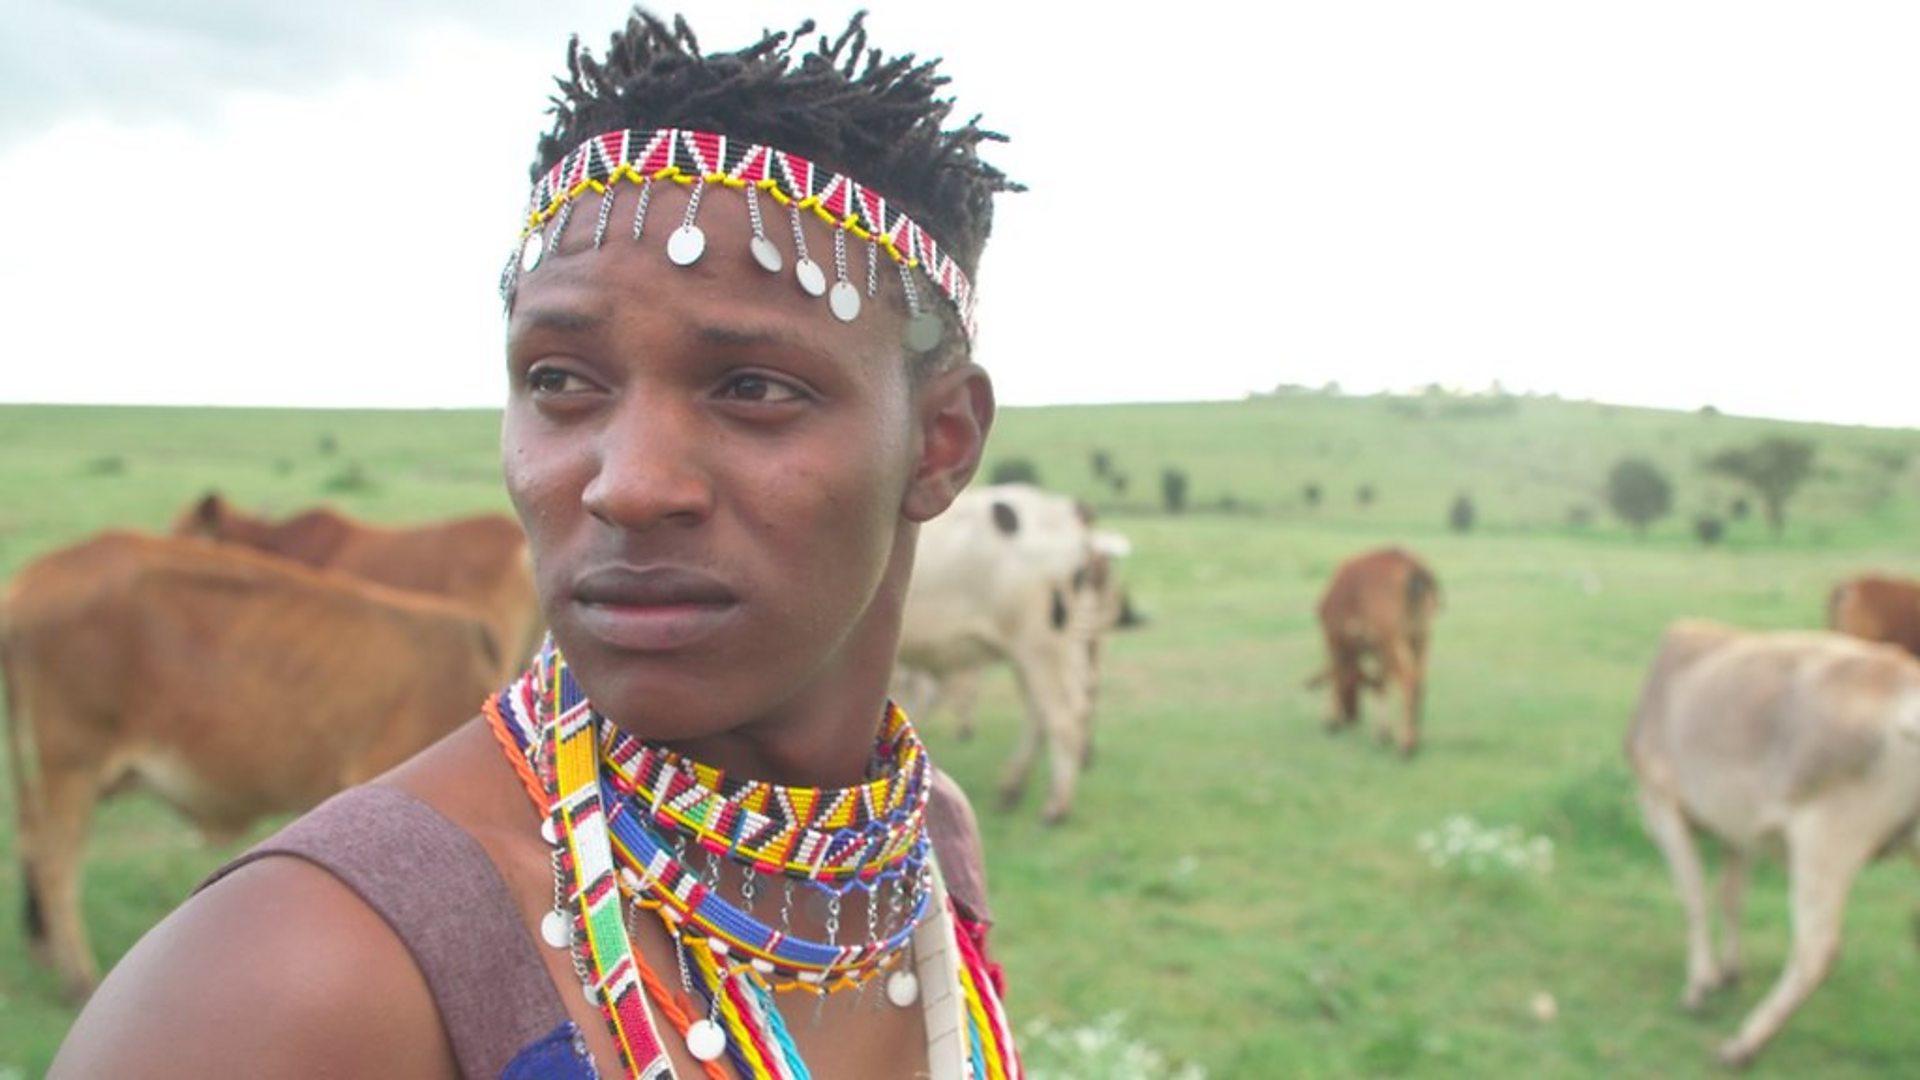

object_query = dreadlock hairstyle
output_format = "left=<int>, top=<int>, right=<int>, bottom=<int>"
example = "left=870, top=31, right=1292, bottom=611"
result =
left=533, top=9, right=1020, bottom=282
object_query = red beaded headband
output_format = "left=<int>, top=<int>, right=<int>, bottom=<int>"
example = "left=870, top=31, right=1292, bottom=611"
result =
left=501, top=127, right=975, bottom=351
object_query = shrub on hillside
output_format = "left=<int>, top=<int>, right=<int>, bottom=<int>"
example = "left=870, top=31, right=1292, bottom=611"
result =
left=322, top=461, right=375, bottom=493
left=1605, top=457, right=1672, bottom=538
left=989, top=458, right=1041, bottom=486
left=1729, top=496, right=1750, bottom=520
left=1303, top=482, right=1322, bottom=508
left=1448, top=493, right=1476, bottom=533
left=1089, top=449, right=1113, bottom=480
left=1707, top=436, right=1816, bottom=537
left=1565, top=505, right=1594, bottom=530
left=81, top=455, right=126, bottom=477
left=1357, top=483, right=1376, bottom=507
left=1694, top=515, right=1726, bottom=546
left=318, top=433, right=339, bottom=456
left=1161, top=468, right=1189, bottom=514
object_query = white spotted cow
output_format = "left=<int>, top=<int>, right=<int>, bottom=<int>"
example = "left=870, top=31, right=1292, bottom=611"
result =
left=895, top=484, right=1133, bottom=824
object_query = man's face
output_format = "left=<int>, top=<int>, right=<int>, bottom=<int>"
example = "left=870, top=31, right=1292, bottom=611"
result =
left=502, top=180, right=949, bottom=738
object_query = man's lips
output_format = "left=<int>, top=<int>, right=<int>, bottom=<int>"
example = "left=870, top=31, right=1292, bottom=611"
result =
left=570, top=565, right=739, bottom=650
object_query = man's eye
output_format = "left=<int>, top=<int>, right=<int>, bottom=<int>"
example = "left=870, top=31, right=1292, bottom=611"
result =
left=527, top=367, right=590, bottom=395
left=719, top=374, right=806, bottom=404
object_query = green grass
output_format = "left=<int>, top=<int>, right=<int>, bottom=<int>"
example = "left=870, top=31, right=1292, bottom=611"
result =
left=2, top=396, right=1918, bottom=1077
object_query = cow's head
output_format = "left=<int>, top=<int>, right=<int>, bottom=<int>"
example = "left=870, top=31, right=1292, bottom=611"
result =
left=173, top=492, right=231, bottom=538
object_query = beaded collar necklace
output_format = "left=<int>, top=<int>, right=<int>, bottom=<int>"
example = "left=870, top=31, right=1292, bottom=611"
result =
left=487, top=640, right=1021, bottom=1080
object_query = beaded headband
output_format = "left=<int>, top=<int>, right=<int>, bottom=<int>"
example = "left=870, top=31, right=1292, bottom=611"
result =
left=501, top=127, right=977, bottom=352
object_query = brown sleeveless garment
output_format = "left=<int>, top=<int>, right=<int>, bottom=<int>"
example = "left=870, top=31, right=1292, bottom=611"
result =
left=199, top=770, right=993, bottom=1079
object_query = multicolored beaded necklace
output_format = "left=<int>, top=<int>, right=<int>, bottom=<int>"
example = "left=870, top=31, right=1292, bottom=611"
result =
left=487, top=640, right=1021, bottom=1080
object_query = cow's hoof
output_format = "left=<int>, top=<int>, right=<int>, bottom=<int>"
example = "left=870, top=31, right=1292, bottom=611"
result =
left=1715, top=1036, right=1758, bottom=1069
left=995, top=787, right=1025, bottom=813
left=1040, top=805, right=1071, bottom=827
left=1681, top=982, right=1713, bottom=1013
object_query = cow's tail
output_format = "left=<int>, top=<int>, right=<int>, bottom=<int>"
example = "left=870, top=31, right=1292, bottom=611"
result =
left=0, top=601, right=43, bottom=944
left=1406, top=564, right=1442, bottom=623
left=1826, top=580, right=1851, bottom=631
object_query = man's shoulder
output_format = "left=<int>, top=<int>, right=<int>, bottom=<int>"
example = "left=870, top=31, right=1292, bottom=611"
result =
left=52, top=852, right=454, bottom=1078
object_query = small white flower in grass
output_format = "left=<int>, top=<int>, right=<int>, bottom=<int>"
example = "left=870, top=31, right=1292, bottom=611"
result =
left=1415, top=814, right=1554, bottom=879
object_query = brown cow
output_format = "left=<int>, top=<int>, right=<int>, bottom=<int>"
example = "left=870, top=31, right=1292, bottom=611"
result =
left=1626, top=619, right=1920, bottom=1064
left=1829, top=572, right=1920, bottom=659
left=1, top=532, right=503, bottom=1002
left=174, top=493, right=541, bottom=680
left=1311, top=546, right=1441, bottom=756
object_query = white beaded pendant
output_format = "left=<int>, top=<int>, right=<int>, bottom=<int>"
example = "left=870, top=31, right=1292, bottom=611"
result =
left=540, top=909, right=572, bottom=949
left=686, top=1018, right=728, bottom=1062
left=886, top=968, right=920, bottom=1007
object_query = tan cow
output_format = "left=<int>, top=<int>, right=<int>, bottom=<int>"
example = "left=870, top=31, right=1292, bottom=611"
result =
left=1626, top=619, right=1920, bottom=1065
left=1, top=532, right=503, bottom=1002
left=1311, top=546, right=1441, bottom=756
left=174, top=493, right=541, bottom=681
left=894, top=484, right=1130, bottom=823
left=1829, top=572, right=1920, bottom=659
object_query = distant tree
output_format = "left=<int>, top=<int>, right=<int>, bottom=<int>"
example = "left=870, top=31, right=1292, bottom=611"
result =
left=1693, top=515, right=1726, bottom=546
left=1707, top=436, right=1816, bottom=537
left=1606, top=457, right=1673, bottom=537
left=1357, top=483, right=1377, bottom=508
left=318, top=433, right=339, bottom=456
left=1161, top=468, right=1189, bottom=514
left=1448, top=493, right=1476, bottom=534
left=1698, top=404, right=1720, bottom=417
left=1302, top=482, right=1323, bottom=508
left=1089, top=449, right=1113, bottom=479
left=989, top=458, right=1040, bottom=486
left=1729, top=496, right=1751, bottom=521
left=1111, top=473, right=1130, bottom=497
left=1566, top=505, right=1594, bottom=530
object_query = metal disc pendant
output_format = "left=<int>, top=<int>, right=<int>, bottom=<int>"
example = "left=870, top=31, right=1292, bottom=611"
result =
left=886, top=968, right=920, bottom=1007
left=667, top=225, right=707, bottom=266
left=829, top=280, right=862, bottom=322
left=686, top=1019, right=727, bottom=1062
left=582, top=982, right=600, bottom=1006
left=750, top=235, right=784, bottom=274
left=540, top=909, right=571, bottom=949
left=906, top=312, right=944, bottom=353
left=795, top=257, right=828, bottom=297
left=539, top=816, right=558, bottom=845
left=519, top=232, right=545, bottom=273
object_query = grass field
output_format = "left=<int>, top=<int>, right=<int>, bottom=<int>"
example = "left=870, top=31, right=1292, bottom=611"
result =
left=2, top=395, right=1918, bottom=1077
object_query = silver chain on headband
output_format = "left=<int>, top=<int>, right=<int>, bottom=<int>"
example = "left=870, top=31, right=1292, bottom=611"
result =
left=502, top=128, right=973, bottom=355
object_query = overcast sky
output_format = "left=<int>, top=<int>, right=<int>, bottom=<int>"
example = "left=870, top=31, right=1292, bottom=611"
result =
left=3, top=2, right=1915, bottom=427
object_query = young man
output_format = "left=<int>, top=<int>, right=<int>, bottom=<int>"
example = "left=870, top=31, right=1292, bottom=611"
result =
left=54, top=11, right=1020, bottom=1078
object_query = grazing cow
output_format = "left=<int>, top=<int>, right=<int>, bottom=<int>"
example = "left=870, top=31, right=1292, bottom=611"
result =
left=173, top=493, right=541, bottom=681
left=1829, top=572, right=1920, bottom=659
left=1, top=532, right=503, bottom=1002
left=1311, top=546, right=1440, bottom=756
left=1626, top=619, right=1920, bottom=1065
left=894, top=484, right=1131, bottom=823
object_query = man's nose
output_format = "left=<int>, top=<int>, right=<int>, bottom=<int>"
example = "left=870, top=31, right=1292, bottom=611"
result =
left=579, top=396, right=714, bottom=530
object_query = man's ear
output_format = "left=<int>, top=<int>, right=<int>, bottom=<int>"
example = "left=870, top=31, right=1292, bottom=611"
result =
left=903, top=362, right=995, bottom=523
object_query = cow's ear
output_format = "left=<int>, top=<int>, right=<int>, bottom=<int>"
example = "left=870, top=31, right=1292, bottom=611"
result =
left=902, top=363, right=995, bottom=523
left=196, top=492, right=223, bottom=525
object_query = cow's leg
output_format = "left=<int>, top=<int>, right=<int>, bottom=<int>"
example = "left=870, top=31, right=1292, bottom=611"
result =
left=995, top=663, right=1047, bottom=813
left=1637, top=786, right=1720, bottom=1010
left=27, top=767, right=103, bottom=1004
left=1716, top=847, right=1749, bottom=988
left=1382, top=638, right=1422, bottom=757
left=946, top=669, right=984, bottom=742
left=998, top=647, right=1086, bottom=825
left=1323, top=633, right=1361, bottom=732
left=1718, top=811, right=1875, bottom=1066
